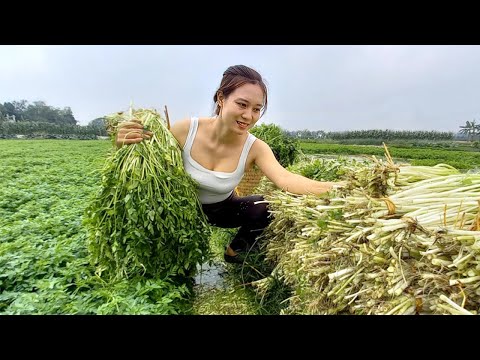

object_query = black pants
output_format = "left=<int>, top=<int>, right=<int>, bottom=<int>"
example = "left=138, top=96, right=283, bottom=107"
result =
left=202, top=192, right=272, bottom=251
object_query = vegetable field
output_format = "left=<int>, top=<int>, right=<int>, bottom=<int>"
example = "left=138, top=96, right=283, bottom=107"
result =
left=300, top=142, right=479, bottom=170
left=0, top=140, right=196, bottom=314
left=1, top=139, right=479, bottom=314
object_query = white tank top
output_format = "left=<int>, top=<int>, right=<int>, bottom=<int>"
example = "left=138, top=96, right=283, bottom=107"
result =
left=182, top=116, right=257, bottom=204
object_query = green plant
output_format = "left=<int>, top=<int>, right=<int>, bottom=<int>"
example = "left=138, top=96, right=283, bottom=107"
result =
left=84, top=108, right=211, bottom=282
left=250, top=123, right=300, bottom=167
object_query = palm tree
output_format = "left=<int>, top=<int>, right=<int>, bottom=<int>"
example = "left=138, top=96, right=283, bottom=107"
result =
left=459, top=119, right=480, bottom=141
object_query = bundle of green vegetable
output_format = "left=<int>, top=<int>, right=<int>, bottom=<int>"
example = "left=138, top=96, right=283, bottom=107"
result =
left=250, top=123, right=300, bottom=167
left=252, top=155, right=480, bottom=315
left=84, top=108, right=211, bottom=282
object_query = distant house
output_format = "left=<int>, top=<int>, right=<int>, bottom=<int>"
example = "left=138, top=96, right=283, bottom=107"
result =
left=6, top=114, right=16, bottom=123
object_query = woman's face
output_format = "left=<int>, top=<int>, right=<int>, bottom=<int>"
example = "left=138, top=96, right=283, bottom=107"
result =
left=219, top=83, right=264, bottom=133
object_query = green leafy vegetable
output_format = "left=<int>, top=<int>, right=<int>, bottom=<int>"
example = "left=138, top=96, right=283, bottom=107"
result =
left=84, top=108, right=211, bottom=282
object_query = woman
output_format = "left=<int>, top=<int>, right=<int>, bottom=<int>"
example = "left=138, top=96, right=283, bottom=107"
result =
left=116, top=64, right=341, bottom=264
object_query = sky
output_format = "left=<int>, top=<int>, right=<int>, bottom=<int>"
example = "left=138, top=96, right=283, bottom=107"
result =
left=1, top=45, right=479, bottom=132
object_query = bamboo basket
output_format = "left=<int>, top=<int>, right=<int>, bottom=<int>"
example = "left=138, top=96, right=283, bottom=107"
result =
left=235, top=166, right=264, bottom=196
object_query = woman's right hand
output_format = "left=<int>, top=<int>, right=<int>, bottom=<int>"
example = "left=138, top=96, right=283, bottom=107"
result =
left=116, top=119, right=153, bottom=148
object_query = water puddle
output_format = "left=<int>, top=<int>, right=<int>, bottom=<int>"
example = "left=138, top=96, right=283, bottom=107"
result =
left=194, top=260, right=228, bottom=291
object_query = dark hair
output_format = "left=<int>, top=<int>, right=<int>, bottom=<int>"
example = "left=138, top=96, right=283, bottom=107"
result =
left=213, top=65, right=268, bottom=117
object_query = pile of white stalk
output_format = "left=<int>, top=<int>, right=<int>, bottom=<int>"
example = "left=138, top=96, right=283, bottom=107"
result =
left=253, top=153, right=480, bottom=315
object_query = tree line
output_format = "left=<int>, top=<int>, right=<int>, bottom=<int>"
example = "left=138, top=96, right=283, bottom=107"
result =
left=0, top=100, right=77, bottom=125
left=286, top=120, right=479, bottom=141
left=0, top=100, right=108, bottom=138
left=286, top=129, right=456, bottom=141
left=1, top=99, right=478, bottom=141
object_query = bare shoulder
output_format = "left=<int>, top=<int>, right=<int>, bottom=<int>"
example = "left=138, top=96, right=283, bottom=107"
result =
left=170, top=117, right=191, bottom=133
left=249, top=137, right=276, bottom=165
left=250, top=137, right=287, bottom=183
left=251, top=137, right=271, bottom=155
left=197, top=116, right=212, bottom=123
left=170, top=117, right=191, bottom=148
left=197, top=116, right=215, bottom=129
